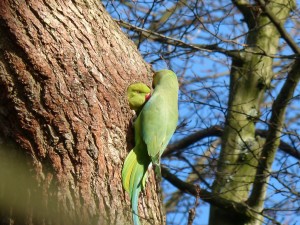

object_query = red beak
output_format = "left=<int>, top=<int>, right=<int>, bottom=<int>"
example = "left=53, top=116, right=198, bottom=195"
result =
left=145, top=93, right=151, bottom=101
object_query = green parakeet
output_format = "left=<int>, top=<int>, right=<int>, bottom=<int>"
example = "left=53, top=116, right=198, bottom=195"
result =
left=122, top=70, right=179, bottom=225
left=127, top=83, right=151, bottom=114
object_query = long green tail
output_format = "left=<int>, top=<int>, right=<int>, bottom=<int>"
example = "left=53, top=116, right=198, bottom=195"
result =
left=122, top=147, right=150, bottom=225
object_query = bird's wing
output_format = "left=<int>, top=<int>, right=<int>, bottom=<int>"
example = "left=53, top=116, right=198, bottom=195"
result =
left=140, top=93, right=168, bottom=161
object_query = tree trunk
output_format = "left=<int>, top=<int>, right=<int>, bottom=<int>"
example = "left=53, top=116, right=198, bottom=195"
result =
left=209, top=0, right=294, bottom=224
left=0, top=1, right=163, bottom=224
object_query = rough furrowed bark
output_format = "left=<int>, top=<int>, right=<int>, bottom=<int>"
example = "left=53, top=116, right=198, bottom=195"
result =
left=0, top=0, right=162, bottom=224
left=209, top=1, right=295, bottom=225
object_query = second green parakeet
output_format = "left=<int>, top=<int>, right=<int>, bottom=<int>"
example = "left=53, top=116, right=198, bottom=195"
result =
left=127, top=82, right=151, bottom=114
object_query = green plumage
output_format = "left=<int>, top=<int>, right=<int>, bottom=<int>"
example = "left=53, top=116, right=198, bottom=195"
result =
left=127, top=82, right=151, bottom=114
left=122, top=70, right=179, bottom=225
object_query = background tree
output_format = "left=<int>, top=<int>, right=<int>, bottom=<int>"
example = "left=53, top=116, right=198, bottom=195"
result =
left=0, top=1, right=299, bottom=225
left=104, top=0, right=300, bottom=225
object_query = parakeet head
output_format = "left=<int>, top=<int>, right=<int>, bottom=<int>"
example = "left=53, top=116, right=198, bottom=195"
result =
left=153, top=69, right=177, bottom=87
left=127, top=83, right=151, bottom=112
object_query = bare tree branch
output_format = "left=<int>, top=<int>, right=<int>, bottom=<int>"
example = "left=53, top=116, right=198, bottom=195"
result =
left=116, top=20, right=242, bottom=59
left=255, top=0, right=300, bottom=54
left=163, top=125, right=223, bottom=156
left=162, top=167, right=283, bottom=225
left=248, top=59, right=300, bottom=208
left=165, top=139, right=219, bottom=212
left=256, top=129, right=300, bottom=160
left=116, top=19, right=298, bottom=60
left=162, top=167, right=251, bottom=216
left=163, top=126, right=300, bottom=160
left=232, top=0, right=258, bottom=29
